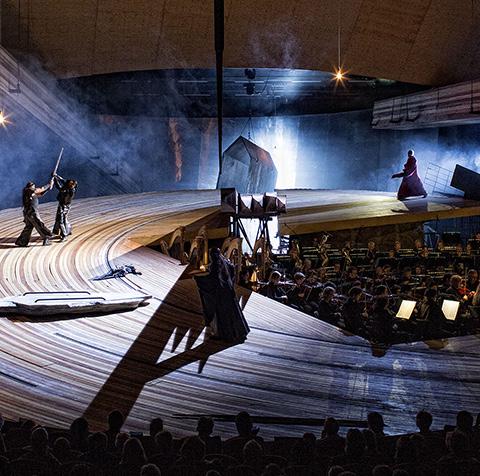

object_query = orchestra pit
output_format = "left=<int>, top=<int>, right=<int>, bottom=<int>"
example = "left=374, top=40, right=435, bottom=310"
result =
left=1, top=2, right=480, bottom=475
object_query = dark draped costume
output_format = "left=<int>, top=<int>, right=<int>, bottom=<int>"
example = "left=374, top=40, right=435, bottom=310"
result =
left=392, top=155, right=427, bottom=200
left=194, top=252, right=250, bottom=342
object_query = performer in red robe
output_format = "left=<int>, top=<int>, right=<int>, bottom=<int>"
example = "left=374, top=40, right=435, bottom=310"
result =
left=391, top=150, right=427, bottom=200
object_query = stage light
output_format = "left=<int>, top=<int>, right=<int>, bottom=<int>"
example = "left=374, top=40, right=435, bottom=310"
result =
left=0, top=110, right=10, bottom=128
left=333, top=3, right=348, bottom=84
left=332, top=67, right=347, bottom=83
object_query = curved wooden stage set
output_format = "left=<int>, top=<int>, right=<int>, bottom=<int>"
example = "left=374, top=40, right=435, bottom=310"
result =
left=0, top=189, right=479, bottom=438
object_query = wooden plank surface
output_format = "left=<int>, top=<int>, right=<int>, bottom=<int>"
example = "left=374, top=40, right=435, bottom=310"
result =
left=279, top=189, right=480, bottom=235
left=0, top=189, right=479, bottom=438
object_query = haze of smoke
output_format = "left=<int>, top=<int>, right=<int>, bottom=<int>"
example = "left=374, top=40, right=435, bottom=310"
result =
left=2, top=50, right=480, bottom=211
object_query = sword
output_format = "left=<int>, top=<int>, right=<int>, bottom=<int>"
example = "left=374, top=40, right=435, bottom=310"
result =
left=52, top=147, right=64, bottom=177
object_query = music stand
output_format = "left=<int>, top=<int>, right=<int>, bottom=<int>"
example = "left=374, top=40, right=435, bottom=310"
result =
left=442, top=300, right=460, bottom=321
left=396, top=300, right=416, bottom=320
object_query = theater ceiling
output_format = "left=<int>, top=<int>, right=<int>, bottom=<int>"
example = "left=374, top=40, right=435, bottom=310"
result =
left=1, top=0, right=479, bottom=85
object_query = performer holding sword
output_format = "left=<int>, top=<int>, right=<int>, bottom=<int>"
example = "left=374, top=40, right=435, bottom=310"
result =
left=15, top=148, right=77, bottom=247
left=51, top=148, right=78, bottom=242
left=15, top=177, right=55, bottom=247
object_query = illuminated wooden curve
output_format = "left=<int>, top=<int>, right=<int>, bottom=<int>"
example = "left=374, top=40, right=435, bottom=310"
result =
left=0, top=189, right=478, bottom=438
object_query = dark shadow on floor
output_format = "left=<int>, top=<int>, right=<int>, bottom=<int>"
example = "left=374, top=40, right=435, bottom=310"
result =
left=0, top=237, right=18, bottom=243
left=82, top=278, right=237, bottom=429
left=4, top=303, right=151, bottom=323
left=401, top=198, right=430, bottom=213
left=391, top=197, right=430, bottom=214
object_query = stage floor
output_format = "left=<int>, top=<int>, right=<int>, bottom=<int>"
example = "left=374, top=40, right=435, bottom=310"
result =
left=279, top=189, right=480, bottom=235
left=0, top=189, right=479, bottom=438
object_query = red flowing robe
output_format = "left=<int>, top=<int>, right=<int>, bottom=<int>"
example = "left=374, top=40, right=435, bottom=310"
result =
left=393, top=156, right=427, bottom=200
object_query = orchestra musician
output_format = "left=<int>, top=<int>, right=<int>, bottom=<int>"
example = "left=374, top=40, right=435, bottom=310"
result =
left=417, top=288, right=448, bottom=338
left=286, top=244, right=303, bottom=276
left=342, top=287, right=367, bottom=334
left=435, top=239, right=446, bottom=253
left=314, top=286, right=341, bottom=325
left=371, top=296, right=394, bottom=343
left=414, top=238, right=424, bottom=254
left=444, top=275, right=464, bottom=301
left=331, top=262, right=344, bottom=284
left=466, top=269, right=479, bottom=293
left=302, top=258, right=313, bottom=275
left=238, top=267, right=254, bottom=291
left=374, top=265, right=385, bottom=285
left=259, top=270, right=288, bottom=304
left=234, top=229, right=480, bottom=343
left=341, top=266, right=360, bottom=293
left=317, top=267, right=328, bottom=285
left=393, top=240, right=402, bottom=257
left=366, top=240, right=377, bottom=265
left=287, top=272, right=310, bottom=311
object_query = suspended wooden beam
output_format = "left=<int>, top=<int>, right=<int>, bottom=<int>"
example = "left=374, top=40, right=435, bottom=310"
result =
left=372, top=79, right=480, bottom=130
left=0, top=46, right=140, bottom=192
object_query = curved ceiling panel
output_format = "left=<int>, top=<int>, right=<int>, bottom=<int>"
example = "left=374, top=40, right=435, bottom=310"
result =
left=1, top=0, right=478, bottom=85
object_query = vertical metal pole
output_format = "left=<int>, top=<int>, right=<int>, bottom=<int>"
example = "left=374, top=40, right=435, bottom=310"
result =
left=214, top=0, right=224, bottom=175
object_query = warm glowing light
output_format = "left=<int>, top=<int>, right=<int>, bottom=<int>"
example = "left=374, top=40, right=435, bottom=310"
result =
left=0, top=110, right=11, bottom=128
left=332, top=67, right=347, bottom=83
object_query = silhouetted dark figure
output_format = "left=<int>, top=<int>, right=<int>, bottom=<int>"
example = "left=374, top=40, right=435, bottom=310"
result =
left=224, top=411, right=263, bottom=461
left=194, top=248, right=250, bottom=343
left=105, top=410, right=124, bottom=451
left=315, top=417, right=345, bottom=458
left=69, top=417, right=90, bottom=453
left=391, top=149, right=427, bottom=200
left=342, top=287, right=366, bottom=334
left=15, top=179, right=54, bottom=246
left=196, top=416, right=222, bottom=455
left=417, top=288, right=447, bottom=338
left=52, top=174, right=77, bottom=241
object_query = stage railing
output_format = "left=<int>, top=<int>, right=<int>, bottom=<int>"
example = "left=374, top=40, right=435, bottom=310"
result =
left=424, top=163, right=458, bottom=194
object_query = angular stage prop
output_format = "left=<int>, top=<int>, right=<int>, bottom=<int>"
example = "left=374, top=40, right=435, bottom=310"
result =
left=450, top=164, right=480, bottom=200
left=217, top=136, right=277, bottom=193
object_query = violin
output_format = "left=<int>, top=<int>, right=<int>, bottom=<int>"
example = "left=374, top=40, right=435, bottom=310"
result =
left=458, top=286, right=474, bottom=301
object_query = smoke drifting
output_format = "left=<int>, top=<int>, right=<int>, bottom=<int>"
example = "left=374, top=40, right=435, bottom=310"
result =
left=1, top=52, right=480, bottom=212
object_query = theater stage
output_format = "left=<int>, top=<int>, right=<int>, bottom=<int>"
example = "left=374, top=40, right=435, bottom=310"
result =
left=279, top=189, right=480, bottom=235
left=0, top=189, right=479, bottom=438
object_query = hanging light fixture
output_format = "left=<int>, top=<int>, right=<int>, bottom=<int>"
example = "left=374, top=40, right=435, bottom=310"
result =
left=332, top=0, right=347, bottom=83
